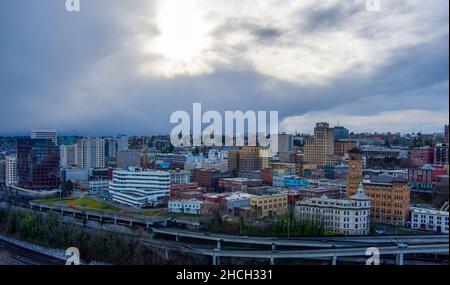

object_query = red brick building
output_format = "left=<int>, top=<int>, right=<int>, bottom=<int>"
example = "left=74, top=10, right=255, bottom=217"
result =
left=409, top=147, right=434, bottom=167
left=192, top=169, right=232, bottom=191
left=170, top=182, right=205, bottom=200
left=260, top=168, right=273, bottom=185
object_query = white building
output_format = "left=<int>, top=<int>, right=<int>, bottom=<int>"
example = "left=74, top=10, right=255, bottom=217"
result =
left=203, top=158, right=228, bottom=172
left=5, top=155, right=17, bottom=186
left=208, top=149, right=228, bottom=160
left=169, top=199, right=203, bottom=215
left=31, top=129, right=57, bottom=145
left=89, top=180, right=110, bottom=194
left=77, top=137, right=105, bottom=169
left=170, top=169, right=191, bottom=185
left=410, top=207, right=449, bottom=234
left=60, top=144, right=77, bottom=168
left=296, top=183, right=371, bottom=235
left=109, top=167, right=170, bottom=208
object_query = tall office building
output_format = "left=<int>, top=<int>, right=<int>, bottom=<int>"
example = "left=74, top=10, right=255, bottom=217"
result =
left=116, top=135, right=129, bottom=151
left=277, top=133, right=293, bottom=153
left=60, top=144, right=77, bottom=168
left=105, top=138, right=118, bottom=157
left=17, top=138, right=60, bottom=190
left=105, top=135, right=129, bottom=157
left=333, top=126, right=349, bottom=141
left=434, top=144, right=448, bottom=166
left=5, top=155, right=17, bottom=186
left=116, top=150, right=141, bottom=169
left=227, top=147, right=270, bottom=177
left=31, top=129, right=57, bottom=145
left=227, top=150, right=240, bottom=175
left=76, top=137, right=106, bottom=169
left=304, top=122, right=335, bottom=167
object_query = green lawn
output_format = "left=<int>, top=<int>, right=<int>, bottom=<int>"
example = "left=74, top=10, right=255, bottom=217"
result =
left=125, top=210, right=200, bottom=222
left=35, top=197, right=121, bottom=213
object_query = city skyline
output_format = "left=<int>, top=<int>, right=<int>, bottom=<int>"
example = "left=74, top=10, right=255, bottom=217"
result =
left=1, top=0, right=449, bottom=135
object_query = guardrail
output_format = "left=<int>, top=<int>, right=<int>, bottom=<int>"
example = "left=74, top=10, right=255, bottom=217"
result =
left=0, top=233, right=67, bottom=261
left=0, top=234, right=109, bottom=265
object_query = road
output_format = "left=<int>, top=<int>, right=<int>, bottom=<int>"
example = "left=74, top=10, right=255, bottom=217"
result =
left=152, top=227, right=449, bottom=248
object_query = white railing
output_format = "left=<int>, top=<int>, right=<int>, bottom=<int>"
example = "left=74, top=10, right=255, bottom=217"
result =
left=0, top=233, right=110, bottom=265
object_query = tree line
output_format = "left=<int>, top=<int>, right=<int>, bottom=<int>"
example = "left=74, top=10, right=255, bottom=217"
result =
left=0, top=207, right=164, bottom=265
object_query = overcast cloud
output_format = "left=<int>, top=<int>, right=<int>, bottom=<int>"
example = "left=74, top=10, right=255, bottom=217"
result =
left=0, top=0, right=448, bottom=135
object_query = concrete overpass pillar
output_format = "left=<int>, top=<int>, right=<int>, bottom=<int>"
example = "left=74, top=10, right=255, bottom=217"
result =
left=176, top=234, right=180, bottom=242
left=270, top=257, right=275, bottom=265
left=396, top=253, right=404, bottom=266
left=272, top=243, right=276, bottom=251
left=217, top=239, right=222, bottom=250
left=212, top=255, right=221, bottom=266
left=332, top=256, right=337, bottom=266
left=165, top=249, right=169, bottom=261
left=213, top=249, right=221, bottom=266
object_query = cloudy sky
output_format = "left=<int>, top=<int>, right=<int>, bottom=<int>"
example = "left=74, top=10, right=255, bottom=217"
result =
left=0, top=0, right=448, bottom=136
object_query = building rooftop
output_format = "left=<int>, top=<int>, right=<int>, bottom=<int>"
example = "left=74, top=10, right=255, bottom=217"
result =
left=366, top=176, right=407, bottom=184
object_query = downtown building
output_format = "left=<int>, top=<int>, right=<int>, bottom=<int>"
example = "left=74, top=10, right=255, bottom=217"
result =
left=410, top=206, right=449, bottom=234
left=76, top=137, right=106, bottom=169
left=60, top=144, right=77, bottom=168
left=116, top=150, right=141, bottom=169
left=192, top=168, right=232, bottom=191
left=296, top=183, right=371, bottom=236
left=434, top=144, right=448, bottom=166
left=5, top=155, right=17, bottom=186
left=170, top=169, right=192, bottom=185
left=109, top=167, right=170, bottom=208
left=409, top=147, right=435, bottom=167
left=227, top=146, right=270, bottom=177
left=347, top=147, right=410, bottom=226
left=16, top=138, right=60, bottom=191
left=304, top=122, right=336, bottom=167
left=31, top=129, right=57, bottom=145
left=277, top=133, right=293, bottom=153
left=407, top=164, right=448, bottom=193
left=333, top=126, right=349, bottom=141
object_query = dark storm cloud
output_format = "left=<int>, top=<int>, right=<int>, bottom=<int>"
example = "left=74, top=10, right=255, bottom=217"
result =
left=297, top=2, right=361, bottom=34
left=0, top=0, right=448, bottom=135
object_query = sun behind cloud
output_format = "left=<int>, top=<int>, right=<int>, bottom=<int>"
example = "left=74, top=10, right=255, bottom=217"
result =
left=140, top=0, right=215, bottom=77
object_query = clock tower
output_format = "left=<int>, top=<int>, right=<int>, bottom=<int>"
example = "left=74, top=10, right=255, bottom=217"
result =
left=347, top=147, right=363, bottom=198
